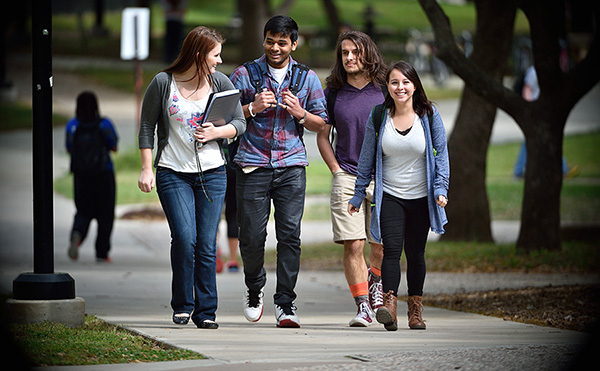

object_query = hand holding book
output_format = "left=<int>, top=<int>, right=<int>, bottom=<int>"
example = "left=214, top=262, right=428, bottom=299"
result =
left=194, top=89, right=240, bottom=148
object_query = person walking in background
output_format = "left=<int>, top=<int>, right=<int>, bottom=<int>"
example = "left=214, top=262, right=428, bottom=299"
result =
left=66, top=91, right=118, bottom=263
left=229, top=15, right=327, bottom=328
left=349, top=61, right=449, bottom=331
left=223, top=153, right=241, bottom=272
left=317, top=30, right=385, bottom=327
left=161, top=0, right=187, bottom=63
left=216, top=151, right=241, bottom=274
left=137, top=26, right=245, bottom=329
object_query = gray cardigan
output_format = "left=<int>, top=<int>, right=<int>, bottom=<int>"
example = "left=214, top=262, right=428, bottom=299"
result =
left=138, top=71, right=246, bottom=167
left=349, top=106, right=449, bottom=241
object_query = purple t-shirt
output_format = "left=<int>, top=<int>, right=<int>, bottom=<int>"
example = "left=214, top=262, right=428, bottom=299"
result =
left=325, top=82, right=385, bottom=175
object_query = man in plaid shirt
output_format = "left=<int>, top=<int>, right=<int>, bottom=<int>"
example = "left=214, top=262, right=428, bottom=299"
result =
left=229, top=15, right=327, bottom=328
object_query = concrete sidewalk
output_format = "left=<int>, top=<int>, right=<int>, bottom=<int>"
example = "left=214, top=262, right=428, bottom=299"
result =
left=1, top=54, right=599, bottom=370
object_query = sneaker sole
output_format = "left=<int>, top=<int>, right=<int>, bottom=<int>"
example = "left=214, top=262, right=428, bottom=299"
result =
left=277, top=319, right=300, bottom=328
left=244, top=307, right=263, bottom=322
left=349, top=318, right=370, bottom=327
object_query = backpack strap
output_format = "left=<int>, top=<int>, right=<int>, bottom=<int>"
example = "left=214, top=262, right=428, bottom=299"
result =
left=427, top=110, right=438, bottom=156
left=289, top=63, right=310, bottom=96
left=326, top=89, right=338, bottom=145
left=289, top=62, right=311, bottom=144
left=326, top=89, right=338, bottom=126
left=372, top=103, right=385, bottom=136
left=243, top=61, right=264, bottom=92
left=370, top=103, right=385, bottom=203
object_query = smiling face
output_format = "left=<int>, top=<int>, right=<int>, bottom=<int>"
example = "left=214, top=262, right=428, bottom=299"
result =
left=387, top=68, right=415, bottom=106
left=263, top=31, right=297, bottom=68
left=205, top=43, right=222, bottom=74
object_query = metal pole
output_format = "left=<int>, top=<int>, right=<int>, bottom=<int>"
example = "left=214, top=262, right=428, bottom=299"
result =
left=31, top=0, right=54, bottom=274
left=12, top=0, right=75, bottom=300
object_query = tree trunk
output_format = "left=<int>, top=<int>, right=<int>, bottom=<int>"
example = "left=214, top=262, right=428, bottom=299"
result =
left=440, top=0, right=516, bottom=242
left=240, top=0, right=268, bottom=63
left=443, top=88, right=494, bottom=242
left=321, top=0, right=341, bottom=37
left=517, top=111, right=565, bottom=252
left=514, top=0, right=583, bottom=253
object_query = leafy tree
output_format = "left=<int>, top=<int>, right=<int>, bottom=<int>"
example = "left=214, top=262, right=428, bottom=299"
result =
left=419, top=0, right=600, bottom=252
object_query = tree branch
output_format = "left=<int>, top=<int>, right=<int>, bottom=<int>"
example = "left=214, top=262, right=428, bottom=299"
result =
left=418, top=0, right=519, bottom=116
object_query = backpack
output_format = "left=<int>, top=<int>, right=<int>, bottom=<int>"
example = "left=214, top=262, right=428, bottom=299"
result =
left=70, top=118, right=109, bottom=175
left=228, top=61, right=311, bottom=167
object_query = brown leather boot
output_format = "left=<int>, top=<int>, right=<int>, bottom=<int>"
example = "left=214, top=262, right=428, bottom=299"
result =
left=407, top=295, right=426, bottom=329
left=375, top=290, right=397, bottom=331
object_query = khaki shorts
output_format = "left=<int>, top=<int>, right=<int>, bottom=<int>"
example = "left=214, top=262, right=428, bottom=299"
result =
left=330, top=169, right=377, bottom=244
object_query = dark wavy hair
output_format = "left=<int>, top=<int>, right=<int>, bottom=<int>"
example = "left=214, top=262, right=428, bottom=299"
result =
left=163, top=26, right=225, bottom=89
left=326, top=30, right=386, bottom=91
left=383, top=60, right=433, bottom=117
left=76, top=91, right=100, bottom=123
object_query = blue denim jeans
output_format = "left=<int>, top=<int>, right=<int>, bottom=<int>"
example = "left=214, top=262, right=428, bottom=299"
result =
left=236, top=166, right=306, bottom=306
left=156, top=166, right=226, bottom=324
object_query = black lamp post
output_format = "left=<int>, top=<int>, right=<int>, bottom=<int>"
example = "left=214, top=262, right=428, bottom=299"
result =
left=12, top=0, right=75, bottom=301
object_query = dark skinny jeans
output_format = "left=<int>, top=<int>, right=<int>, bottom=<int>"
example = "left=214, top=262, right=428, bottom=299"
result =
left=379, top=193, right=430, bottom=297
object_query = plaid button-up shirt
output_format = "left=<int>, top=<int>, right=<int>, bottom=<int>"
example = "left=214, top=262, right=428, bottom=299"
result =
left=229, top=55, right=327, bottom=168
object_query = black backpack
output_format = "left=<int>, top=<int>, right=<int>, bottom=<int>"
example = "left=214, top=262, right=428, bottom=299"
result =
left=70, top=118, right=110, bottom=175
left=227, top=61, right=311, bottom=167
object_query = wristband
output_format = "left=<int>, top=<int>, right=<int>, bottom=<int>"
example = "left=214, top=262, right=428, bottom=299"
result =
left=248, top=102, right=256, bottom=117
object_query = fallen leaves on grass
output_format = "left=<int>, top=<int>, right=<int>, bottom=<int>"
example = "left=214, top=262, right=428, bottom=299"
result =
left=420, top=284, right=600, bottom=333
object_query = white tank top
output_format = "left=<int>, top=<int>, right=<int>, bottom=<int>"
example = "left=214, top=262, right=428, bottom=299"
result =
left=381, top=113, right=428, bottom=199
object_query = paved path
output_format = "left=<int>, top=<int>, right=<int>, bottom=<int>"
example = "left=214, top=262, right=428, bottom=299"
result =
left=1, top=54, right=599, bottom=370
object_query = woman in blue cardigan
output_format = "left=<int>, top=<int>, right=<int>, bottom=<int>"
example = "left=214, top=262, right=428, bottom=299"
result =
left=349, top=61, right=449, bottom=331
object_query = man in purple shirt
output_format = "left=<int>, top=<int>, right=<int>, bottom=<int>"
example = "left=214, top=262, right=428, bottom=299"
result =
left=317, top=30, right=385, bottom=327
left=229, top=15, right=327, bottom=328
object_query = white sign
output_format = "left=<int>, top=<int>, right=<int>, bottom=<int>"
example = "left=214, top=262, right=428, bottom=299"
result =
left=120, top=7, right=150, bottom=60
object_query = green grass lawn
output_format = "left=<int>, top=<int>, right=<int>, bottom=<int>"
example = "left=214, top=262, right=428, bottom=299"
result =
left=5, top=315, right=203, bottom=367
left=53, top=130, right=600, bottom=224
